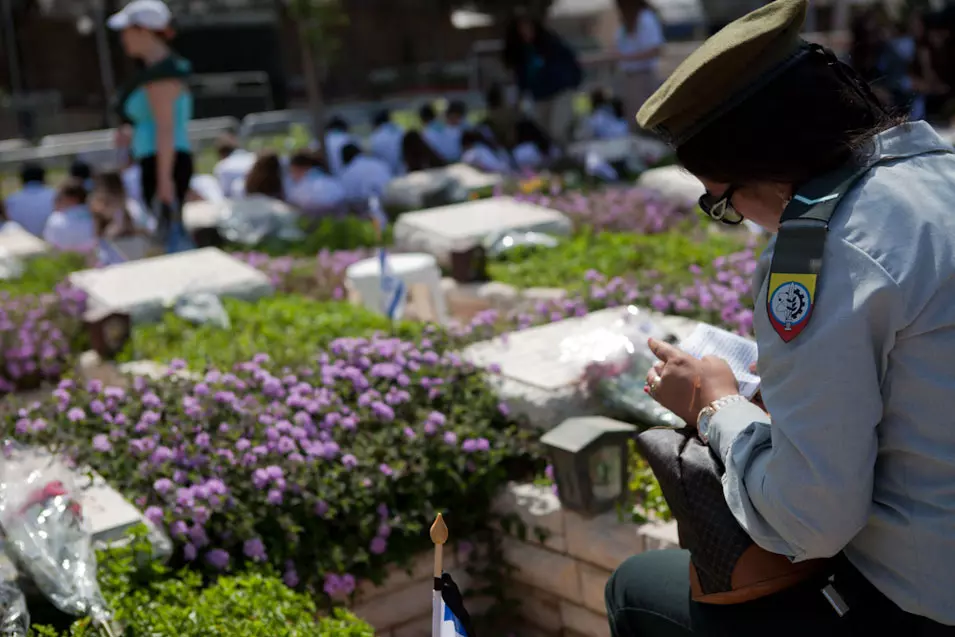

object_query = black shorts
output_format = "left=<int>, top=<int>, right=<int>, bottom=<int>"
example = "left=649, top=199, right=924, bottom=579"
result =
left=138, top=151, right=194, bottom=224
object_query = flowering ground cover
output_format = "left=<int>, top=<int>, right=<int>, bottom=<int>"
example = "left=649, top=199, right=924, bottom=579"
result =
left=13, top=333, right=543, bottom=603
left=0, top=283, right=88, bottom=394
left=4, top=252, right=89, bottom=299
left=118, top=297, right=427, bottom=371
left=488, top=226, right=766, bottom=336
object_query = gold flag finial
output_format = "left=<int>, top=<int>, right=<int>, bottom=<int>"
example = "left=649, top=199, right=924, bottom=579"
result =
left=430, top=513, right=448, bottom=545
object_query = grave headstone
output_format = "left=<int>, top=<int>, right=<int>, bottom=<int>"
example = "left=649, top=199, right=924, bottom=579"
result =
left=383, top=163, right=504, bottom=211
left=637, top=165, right=706, bottom=206
left=68, top=247, right=273, bottom=323
left=393, top=197, right=572, bottom=264
left=568, top=135, right=671, bottom=167
left=0, top=224, right=49, bottom=260
left=463, top=308, right=699, bottom=429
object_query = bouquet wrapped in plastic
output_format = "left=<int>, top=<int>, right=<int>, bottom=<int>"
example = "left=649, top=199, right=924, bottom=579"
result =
left=562, top=306, right=686, bottom=429
left=0, top=443, right=113, bottom=635
left=0, top=546, right=29, bottom=636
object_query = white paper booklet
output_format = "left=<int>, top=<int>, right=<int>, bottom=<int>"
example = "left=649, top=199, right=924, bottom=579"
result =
left=678, top=323, right=760, bottom=399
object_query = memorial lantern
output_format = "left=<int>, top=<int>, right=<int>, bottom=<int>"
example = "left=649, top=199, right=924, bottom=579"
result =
left=84, top=308, right=132, bottom=360
left=540, top=416, right=637, bottom=516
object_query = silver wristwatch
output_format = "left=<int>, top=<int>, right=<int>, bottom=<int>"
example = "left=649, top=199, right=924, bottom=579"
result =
left=697, top=395, right=747, bottom=444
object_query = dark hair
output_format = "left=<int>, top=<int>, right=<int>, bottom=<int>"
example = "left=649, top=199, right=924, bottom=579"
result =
left=244, top=152, right=285, bottom=199
left=460, top=130, right=485, bottom=152
left=676, top=48, right=899, bottom=185
left=373, top=110, right=392, bottom=128
left=57, top=179, right=88, bottom=206
left=487, top=84, right=505, bottom=109
left=325, top=116, right=349, bottom=133
left=402, top=131, right=446, bottom=172
left=419, top=104, right=436, bottom=124
left=341, top=143, right=362, bottom=166
left=0, top=199, right=7, bottom=222
left=69, top=160, right=92, bottom=182
left=21, top=163, right=45, bottom=185
left=289, top=151, right=318, bottom=170
left=610, top=97, right=625, bottom=119
left=446, top=100, right=468, bottom=118
left=216, top=134, right=239, bottom=160
left=503, top=16, right=547, bottom=70
left=516, top=117, right=553, bottom=155
left=591, top=88, right=610, bottom=111
left=617, top=0, right=655, bottom=26
left=94, top=171, right=126, bottom=198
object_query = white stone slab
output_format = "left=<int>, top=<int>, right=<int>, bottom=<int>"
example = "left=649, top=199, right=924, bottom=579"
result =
left=383, top=163, right=503, bottom=211
left=393, top=196, right=572, bottom=263
left=567, top=135, right=671, bottom=166
left=636, top=165, right=705, bottom=206
left=463, top=308, right=698, bottom=429
left=0, top=224, right=49, bottom=259
left=69, top=247, right=273, bottom=323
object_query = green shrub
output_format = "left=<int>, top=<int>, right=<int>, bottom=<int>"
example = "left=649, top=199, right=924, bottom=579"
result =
left=488, top=225, right=752, bottom=293
left=225, top=217, right=389, bottom=257
left=5, top=252, right=89, bottom=297
left=118, top=296, right=426, bottom=370
left=32, top=529, right=374, bottom=636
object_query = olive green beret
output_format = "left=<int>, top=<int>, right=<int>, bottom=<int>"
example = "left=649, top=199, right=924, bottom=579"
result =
left=637, top=0, right=810, bottom=147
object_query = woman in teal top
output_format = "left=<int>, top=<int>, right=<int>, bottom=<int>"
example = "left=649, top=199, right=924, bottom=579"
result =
left=108, top=0, right=194, bottom=251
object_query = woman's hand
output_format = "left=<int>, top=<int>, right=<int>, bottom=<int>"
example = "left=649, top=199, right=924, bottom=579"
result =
left=644, top=338, right=740, bottom=427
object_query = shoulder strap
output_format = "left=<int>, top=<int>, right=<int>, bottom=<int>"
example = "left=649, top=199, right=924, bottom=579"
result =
left=766, top=149, right=946, bottom=343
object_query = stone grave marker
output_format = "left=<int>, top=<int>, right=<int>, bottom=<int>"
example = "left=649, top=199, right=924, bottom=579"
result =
left=463, top=307, right=699, bottom=430
left=69, top=247, right=273, bottom=323
left=0, top=224, right=49, bottom=260
left=637, top=165, right=706, bottom=206
left=393, top=196, right=572, bottom=264
left=383, top=163, right=503, bottom=211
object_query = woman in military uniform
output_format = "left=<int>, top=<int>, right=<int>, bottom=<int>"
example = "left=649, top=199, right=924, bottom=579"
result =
left=605, top=0, right=955, bottom=634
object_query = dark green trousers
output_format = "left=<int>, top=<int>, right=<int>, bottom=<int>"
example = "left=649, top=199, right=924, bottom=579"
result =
left=605, top=550, right=955, bottom=637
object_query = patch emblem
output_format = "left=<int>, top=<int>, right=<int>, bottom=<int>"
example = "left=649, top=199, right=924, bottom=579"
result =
left=767, top=273, right=817, bottom=342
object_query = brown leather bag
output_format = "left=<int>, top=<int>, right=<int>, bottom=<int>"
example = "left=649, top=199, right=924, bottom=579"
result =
left=635, top=427, right=826, bottom=604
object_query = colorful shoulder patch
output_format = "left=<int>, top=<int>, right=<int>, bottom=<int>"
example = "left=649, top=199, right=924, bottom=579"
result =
left=767, top=273, right=816, bottom=343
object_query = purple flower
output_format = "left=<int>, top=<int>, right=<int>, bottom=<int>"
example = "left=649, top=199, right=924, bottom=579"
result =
left=315, top=500, right=329, bottom=517
left=154, top=478, right=174, bottom=494
left=183, top=543, right=197, bottom=561
left=443, top=432, right=458, bottom=446
left=283, top=565, right=300, bottom=587
left=144, top=506, right=164, bottom=525
left=205, top=549, right=230, bottom=570
left=370, top=536, right=387, bottom=555
left=341, top=454, right=358, bottom=469
left=67, top=408, right=85, bottom=423
left=243, top=538, right=267, bottom=562
left=92, top=434, right=112, bottom=452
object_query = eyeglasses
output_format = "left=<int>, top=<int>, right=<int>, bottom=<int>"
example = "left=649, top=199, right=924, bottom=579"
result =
left=698, top=186, right=744, bottom=225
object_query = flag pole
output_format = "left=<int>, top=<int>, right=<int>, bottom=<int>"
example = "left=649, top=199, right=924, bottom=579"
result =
left=431, top=513, right=449, bottom=637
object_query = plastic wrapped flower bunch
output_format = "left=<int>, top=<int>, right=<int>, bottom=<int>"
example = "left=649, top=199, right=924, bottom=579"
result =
left=0, top=283, right=87, bottom=394
left=13, top=334, right=543, bottom=598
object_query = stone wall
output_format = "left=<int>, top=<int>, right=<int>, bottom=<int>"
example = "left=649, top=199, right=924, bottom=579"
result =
left=493, top=483, right=679, bottom=637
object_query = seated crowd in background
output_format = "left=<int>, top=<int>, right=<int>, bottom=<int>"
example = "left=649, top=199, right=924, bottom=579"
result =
left=2, top=84, right=631, bottom=260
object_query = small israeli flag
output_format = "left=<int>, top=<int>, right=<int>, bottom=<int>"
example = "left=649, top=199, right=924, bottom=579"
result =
left=378, top=247, right=406, bottom=321
left=434, top=573, right=474, bottom=637
left=440, top=600, right=469, bottom=637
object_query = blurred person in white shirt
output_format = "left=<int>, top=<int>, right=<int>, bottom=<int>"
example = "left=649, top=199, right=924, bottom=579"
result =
left=420, top=104, right=457, bottom=163
left=242, top=152, right=286, bottom=201
left=584, top=89, right=631, bottom=140
left=443, top=99, right=470, bottom=162
left=43, top=180, right=96, bottom=253
left=368, top=110, right=405, bottom=175
left=339, top=143, right=393, bottom=205
left=285, top=150, right=347, bottom=217
left=401, top=130, right=448, bottom=173
left=0, top=199, right=25, bottom=233
left=615, top=0, right=665, bottom=127
left=461, top=130, right=513, bottom=174
left=4, top=163, right=56, bottom=237
left=512, top=119, right=560, bottom=172
left=324, top=116, right=357, bottom=176
left=213, top=134, right=255, bottom=199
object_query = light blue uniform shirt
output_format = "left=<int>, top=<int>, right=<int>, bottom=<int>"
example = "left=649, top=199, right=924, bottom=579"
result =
left=709, top=121, right=955, bottom=625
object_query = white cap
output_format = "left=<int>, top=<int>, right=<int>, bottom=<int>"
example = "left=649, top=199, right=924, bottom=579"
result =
left=107, top=0, right=172, bottom=31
